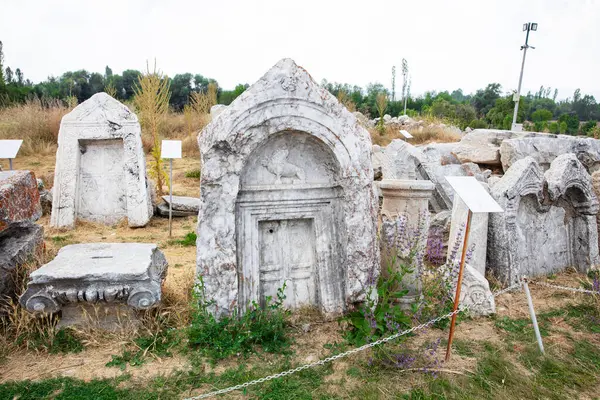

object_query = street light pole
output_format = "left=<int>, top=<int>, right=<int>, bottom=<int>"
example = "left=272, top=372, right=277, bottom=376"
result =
left=512, top=22, right=537, bottom=131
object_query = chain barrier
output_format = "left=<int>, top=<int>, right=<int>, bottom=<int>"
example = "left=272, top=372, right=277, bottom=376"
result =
left=184, top=283, right=521, bottom=400
left=529, top=280, right=600, bottom=295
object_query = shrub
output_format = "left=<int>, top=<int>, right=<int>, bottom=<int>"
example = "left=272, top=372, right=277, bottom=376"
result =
left=549, top=121, right=560, bottom=134
left=582, top=120, right=597, bottom=134
left=558, top=113, right=579, bottom=134
left=531, top=109, right=553, bottom=123
left=468, top=119, right=488, bottom=129
left=187, top=277, right=291, bottom=361
left=185, top=169, right=201, bottom=179
left=560, top=121, right=568, bottom=134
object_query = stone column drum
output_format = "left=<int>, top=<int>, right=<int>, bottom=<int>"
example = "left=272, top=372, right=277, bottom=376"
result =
left=379, top=179, right=435, bottom=307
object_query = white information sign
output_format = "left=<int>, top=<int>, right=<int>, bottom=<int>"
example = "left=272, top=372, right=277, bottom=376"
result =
left=161, top=140, right=182, bottom=159
left=446, top=176, right=503, bottom=213
left=399, top=130, right=413, bottom=139
left=0, top=140, right=23, bottom=159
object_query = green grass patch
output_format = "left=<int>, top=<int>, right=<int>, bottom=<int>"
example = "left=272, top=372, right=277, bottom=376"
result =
left=185, top=169, right=201, bottom=179
left=167, top=231, right=197, bottom=247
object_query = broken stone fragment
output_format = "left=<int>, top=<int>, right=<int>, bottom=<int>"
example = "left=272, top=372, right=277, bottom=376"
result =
left=0, top=170, right=41, bottom=233
left=161, top=195, right=200, bottom=213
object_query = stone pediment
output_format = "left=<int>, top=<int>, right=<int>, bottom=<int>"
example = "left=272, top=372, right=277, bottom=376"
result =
left=61, top=92, right=138, bottom=126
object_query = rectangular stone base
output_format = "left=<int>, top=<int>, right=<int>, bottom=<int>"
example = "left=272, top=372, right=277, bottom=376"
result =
left=58, top=303, right=141, bottom=331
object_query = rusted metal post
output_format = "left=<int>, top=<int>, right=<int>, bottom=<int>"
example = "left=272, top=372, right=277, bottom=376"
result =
left=445, top=209, right=473, bottom=362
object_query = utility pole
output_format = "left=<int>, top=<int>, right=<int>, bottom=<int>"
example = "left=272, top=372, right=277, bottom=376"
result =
left=512, top=22, right=538, bottom=130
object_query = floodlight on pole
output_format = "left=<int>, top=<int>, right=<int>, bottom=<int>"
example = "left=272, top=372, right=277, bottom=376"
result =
left=512, top=22, right=538, bottom=131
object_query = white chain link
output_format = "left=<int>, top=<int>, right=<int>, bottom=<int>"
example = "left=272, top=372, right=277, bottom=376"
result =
left=184, top=283, right=521, bottom=400
left=530, top=280, right=600, bottom=295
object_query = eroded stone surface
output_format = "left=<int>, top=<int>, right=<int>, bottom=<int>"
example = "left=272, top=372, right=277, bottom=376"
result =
left=0, top=223, right=43, bottom=309
left=0, top=171, right=41, bottom=233
left=452, top=129, right=524, bottom=166
left=20, top=243, right=168, bottom=321
left=156, top=202, right=196, bottom=217
left=50, top=93, right=153, bottom=228
left=210, top=104, right=227, bottom=119
left=459, top=264, right=495, bottom=316
left=488, top=155, right=600, bottom=284
left=500, top=134, right=600, bottom=173
left=197, top=58, right=378, bottom=317
left=162, top=195, right=200, bottom=212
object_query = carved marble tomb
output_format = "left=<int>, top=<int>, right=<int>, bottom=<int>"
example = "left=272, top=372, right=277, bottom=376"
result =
left=488, top=154, right=600, bottom=284
left=50, top=93, right=153, bottom=228
left=197, top=59, right=379, bottom=317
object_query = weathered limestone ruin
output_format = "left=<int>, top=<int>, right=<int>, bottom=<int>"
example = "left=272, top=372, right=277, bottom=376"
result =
left=488, top=154, right=599, bottom=284
left=0, top=170, right=43, bottom=311
left=20, top=243, right=168, bottom=328
left=196, top=58, right=378, bottom=317
left=50, top=93, right=153, bottom=228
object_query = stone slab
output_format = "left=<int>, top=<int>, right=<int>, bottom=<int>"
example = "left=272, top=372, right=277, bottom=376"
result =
left=29, top=243, right=163, bottom=283
left=452, top=129, right=524, bottom=166
left=161, top=195, right=200, bottom=212
left=0, top=170, right=41, bottom=233
left=447, top=191, right=489, bottom=276
left=157, top=202, right=196, bottom=217
left=0, top=222, right=43, bottom=308
left=500, top=134, right=600, bottom=173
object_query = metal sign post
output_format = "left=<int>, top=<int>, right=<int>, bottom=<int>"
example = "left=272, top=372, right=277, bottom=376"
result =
left=522, top=277, right=545, bottom=354
left=444, top=177, right=504, bottom=362
left=0, top=140, right=23, bottom=171
left=161, top=140, right=182, bottom=238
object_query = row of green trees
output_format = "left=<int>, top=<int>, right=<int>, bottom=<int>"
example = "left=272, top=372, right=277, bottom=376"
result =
left=1, top=40, right=597, bottom=135
left=0, top=41, right=248, bottom=109
left=322, top=80, right=599, bottom=134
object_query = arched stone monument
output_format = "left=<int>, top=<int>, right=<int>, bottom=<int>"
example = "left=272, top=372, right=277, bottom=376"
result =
left=50, top=93, right=153, bottom=228
left=197, top=59, right=378, bottom=317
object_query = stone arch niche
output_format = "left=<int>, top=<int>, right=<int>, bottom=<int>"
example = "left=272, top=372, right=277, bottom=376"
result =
left=488, top=154, right=599, bottom=284
left=197, top=59, right=379, bottom=317
left=50, top=93, right=153, bottom=228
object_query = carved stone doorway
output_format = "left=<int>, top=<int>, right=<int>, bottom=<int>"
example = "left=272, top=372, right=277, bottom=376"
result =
left=258, top=218, right=317, bottom=308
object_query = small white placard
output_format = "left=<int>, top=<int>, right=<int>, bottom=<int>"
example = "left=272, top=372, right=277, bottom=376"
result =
left=399, top=130, right=413, bottom=139
left=0, top=140, right=23, bottom=159
left=446, top=176, right=503, bottom=213
left=161, top=140, right=182, bottom=159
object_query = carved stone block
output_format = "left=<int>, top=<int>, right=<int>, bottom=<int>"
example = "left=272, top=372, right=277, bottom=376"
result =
left=20, top=243, right=168, bottom=328
left=488, top=154, right=600, bottom=284
left=50, top=93, right=153, bottom=228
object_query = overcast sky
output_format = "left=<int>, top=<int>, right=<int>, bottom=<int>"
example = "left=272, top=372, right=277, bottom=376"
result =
left=1, top=0, right=598, bottom=100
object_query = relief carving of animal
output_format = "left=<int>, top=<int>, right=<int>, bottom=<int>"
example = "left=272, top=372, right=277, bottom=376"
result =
left=261, top=149, right=305, bottom=184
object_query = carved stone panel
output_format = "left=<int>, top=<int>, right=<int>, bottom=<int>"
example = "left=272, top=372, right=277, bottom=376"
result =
left=197, top=58, right=378, bottom=318
left=258, top=219, right=317, bottom=308
left=51, top=93, right=152, bottom=228
left=488, top=154, right=600, bottom=284
left=77, top=139, right=127, bottom=224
